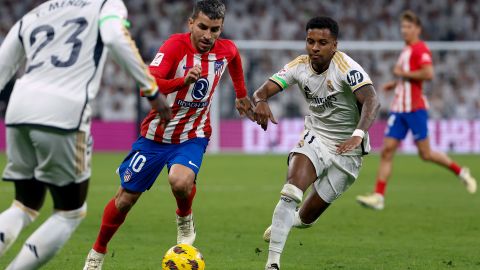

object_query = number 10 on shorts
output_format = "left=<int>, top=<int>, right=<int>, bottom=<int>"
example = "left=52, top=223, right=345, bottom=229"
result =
left=129, top=152, right=147, bottom=173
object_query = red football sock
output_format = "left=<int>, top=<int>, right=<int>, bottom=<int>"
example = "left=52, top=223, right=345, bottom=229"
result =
left=449, top=162, right=462, bottom=175
left=375, top=179, right=387, bottom=196
left=93, top=198, right=128, bottom=254
left=175, top=185, right=196, bottom=217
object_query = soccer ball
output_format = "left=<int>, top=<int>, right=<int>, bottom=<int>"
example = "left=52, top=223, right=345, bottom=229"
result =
left=161, top=244, right=205, bottom=270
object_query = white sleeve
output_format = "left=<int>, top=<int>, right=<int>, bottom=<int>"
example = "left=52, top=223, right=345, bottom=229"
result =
left=99, top=0, right=158, bottom=97
left=269, top=57, right=301, bottom=90
left=99, top=0, right=128, bottom=22
left=343, top=59, right=373, bottom=92
left=0, top=21, right=25, bottom=91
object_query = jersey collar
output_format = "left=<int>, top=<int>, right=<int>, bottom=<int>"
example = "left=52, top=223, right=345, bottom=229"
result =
left=308, top=57, right=329, bottom=76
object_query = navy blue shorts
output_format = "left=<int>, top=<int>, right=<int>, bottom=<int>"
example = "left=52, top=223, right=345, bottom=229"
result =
left=385, top=109, right=429, bottom=141
left=118, top=137, right=209, bottom=192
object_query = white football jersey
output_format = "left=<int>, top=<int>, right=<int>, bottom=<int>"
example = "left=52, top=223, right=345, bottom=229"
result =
left=0, top=0, right=157, bottom=131
left=270, top=51, right=373, bottom=156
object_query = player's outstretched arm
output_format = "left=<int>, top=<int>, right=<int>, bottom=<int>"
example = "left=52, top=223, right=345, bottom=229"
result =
left=99, top=19, right=156, bottom=94
left=99, top=10, right=159, bottom=98
left=0, top=21, right=25, bottom=91
left=227, top=44, right=254, bottom=121
left=336, top=84, right=380, bottom=154
left=99, top=5, right=171, bottom=122
left=251, top=80, right=281, bottom=130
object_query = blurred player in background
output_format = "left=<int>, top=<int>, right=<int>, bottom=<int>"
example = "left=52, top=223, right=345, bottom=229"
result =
left=252, top=17, right=380, bottom=270
left=356, top=11, right=477, bottom=210
left=83, top=0, right=252, bottom=269
left=0, top=0, right=170, bottom=269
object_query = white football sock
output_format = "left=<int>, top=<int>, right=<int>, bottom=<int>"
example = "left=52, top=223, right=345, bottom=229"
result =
left=0, top=201, right=39, bottom=257
left=293, top=210, right=317, bottom=229
left=267, top=195, right=299, bottom=267
left=6, top=203, right=86, bottom=270
left=293, top=210, right=303, bottom=227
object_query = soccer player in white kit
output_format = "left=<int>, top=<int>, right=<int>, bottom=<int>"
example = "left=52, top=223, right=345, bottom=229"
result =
left=0, top=0, right=170, bottom=269
left=251, top=17, right=380, bottom=270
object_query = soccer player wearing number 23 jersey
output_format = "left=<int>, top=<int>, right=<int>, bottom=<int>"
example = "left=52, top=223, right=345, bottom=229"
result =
left=0, top=0, right=170, bottom=269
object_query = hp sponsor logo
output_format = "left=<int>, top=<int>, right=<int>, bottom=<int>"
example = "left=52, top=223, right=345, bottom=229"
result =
left=347, top=70, right=364, bottom=87
left=192, top=78, right=210, bottom=100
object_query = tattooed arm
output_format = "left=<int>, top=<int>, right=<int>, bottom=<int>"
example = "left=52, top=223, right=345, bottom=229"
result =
left=336, top=84, right=380, bottom=154
left=355, top=84, right=381, bottom=131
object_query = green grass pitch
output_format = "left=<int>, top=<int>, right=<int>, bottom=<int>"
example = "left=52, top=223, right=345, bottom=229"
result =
left=0, top=153, right=479, bottom=269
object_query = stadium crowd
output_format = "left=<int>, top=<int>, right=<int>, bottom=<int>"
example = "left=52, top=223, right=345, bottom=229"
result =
left=1, top=0, right=479, bottom=120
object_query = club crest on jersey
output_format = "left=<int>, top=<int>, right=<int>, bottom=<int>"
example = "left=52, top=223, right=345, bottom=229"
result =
left=192, top=78, right=209, bottom=100
left=214, top=59, right=225, bottom=76
left=327, top=80, right=334, bottom=92
left=346, top=70, right=364, bottom=87
left=297, top=139, right=305, bottom=148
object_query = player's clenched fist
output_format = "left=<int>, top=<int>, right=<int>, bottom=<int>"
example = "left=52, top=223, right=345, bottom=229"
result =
left=184, top=64, right=202, bottom=85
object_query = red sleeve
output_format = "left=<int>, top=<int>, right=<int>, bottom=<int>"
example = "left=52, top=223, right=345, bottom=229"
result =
left=227, top=43, right=247, bottom=98
left=417, top=44, right=433, bottom=67
left=148, top=37, right=185, bottom=94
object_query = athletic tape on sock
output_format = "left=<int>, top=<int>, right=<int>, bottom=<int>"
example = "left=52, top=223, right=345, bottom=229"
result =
left=280, top=184, right=303, bottom=203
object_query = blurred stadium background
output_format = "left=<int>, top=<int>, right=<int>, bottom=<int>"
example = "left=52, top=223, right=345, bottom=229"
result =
left=1, top=0, right=479, bottom=154
left=1, top=1, right=480, bottom=269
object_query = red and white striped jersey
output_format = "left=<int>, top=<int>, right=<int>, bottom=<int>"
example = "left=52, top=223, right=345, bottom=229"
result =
left=390, top=41, right=432, bottom=113
left=141, top=33, right=247, bottom=144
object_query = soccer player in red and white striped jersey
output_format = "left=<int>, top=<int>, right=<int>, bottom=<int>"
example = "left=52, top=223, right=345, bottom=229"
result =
left=84, top=1, right=252, bottom=268
left=142, top=28, right=247, bottom=143
left=389, top=34, right=431, bottom=113
left=356, top=11, right=476, bottom=211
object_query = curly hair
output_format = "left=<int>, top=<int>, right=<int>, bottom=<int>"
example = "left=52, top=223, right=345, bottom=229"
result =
left=305, top=16, right=339, bottom=39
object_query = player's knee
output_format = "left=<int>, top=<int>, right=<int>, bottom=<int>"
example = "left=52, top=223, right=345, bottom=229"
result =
left=55, top=203, right=87, bottom=223
left=280, top=184, right=303, bottom=204
left=169, top=174, right=193, bottom=196
left=11, top=200, right=40, bottom=223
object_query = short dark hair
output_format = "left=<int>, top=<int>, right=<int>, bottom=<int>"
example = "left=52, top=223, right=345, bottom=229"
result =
left=192, top=0, right=226, bottom=20
left=401, top=10, right=422, bottom=27
left=305, top=17, right=339, bottom=39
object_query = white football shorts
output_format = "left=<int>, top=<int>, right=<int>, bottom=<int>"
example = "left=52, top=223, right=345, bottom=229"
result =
left=290, top=129, right=362, bottom=203
left=3, top=126, right=92, bottom=186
